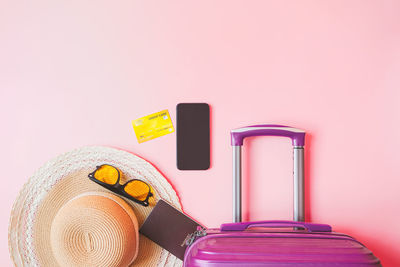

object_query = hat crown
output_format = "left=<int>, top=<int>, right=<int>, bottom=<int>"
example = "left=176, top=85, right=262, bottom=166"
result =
left=50, top=192, right=138, bottom=267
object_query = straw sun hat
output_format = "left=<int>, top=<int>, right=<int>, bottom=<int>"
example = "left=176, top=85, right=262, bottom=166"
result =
left=9, top=146, right=182, bottom=267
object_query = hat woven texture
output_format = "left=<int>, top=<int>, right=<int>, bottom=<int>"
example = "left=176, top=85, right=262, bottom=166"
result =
left=8, top=146, right=182, bottom=267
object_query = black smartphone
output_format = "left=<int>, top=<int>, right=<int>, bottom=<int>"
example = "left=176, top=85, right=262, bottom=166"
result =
left=176, top=103, right=210, bottom=170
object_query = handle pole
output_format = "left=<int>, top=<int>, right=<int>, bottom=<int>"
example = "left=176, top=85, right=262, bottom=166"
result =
left=233, top=146, right=242, bottom=223
left=293, top=147, right=305, bottom=222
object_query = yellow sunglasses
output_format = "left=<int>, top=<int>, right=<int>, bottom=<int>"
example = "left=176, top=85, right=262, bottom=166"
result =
left=88, top=164, right=153, bottom=206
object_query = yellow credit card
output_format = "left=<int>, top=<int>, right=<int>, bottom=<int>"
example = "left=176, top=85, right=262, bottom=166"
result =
left=132, top=110, right=174, bottom=143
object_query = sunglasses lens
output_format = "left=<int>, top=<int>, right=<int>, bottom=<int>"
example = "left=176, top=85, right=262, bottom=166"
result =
left=124, top=180, right=152, bottom=201
left=93, top=165, right=119, bottom=185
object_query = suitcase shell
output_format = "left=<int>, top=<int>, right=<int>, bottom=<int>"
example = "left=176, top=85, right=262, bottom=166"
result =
left=184, top=221, right=381, bottom=266
left=183, top=125, right=381, bottom=266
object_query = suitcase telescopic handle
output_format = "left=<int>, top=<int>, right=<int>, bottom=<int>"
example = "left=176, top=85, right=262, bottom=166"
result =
left=230, top=125, right=306, bottom=223
left=220, top=220, right=331, bottom=232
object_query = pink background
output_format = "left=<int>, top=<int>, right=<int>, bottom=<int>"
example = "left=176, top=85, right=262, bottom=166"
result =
left=1, top=1, right=400, bottom=266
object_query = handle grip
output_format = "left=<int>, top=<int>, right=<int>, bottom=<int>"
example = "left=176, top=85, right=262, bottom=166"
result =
left=221, top=220, right=332, bottom=232
left=231, top=125, right=305, bottom=147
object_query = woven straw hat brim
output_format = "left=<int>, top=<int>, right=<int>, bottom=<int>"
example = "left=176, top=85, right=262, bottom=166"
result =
left=8, top=146, right=182, bottom=267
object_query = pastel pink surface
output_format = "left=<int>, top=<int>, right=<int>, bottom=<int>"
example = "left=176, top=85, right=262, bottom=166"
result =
left=1, top=1, right=399, bottom=266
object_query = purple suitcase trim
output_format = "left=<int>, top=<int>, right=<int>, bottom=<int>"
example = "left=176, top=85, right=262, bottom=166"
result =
left=221, top=220, right=332, bottom=233
left=230, top=125, right=306, bottom=146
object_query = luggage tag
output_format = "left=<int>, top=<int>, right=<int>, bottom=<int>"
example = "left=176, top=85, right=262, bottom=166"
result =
left=132, top=110, right=174, bottom=143
left=139, top=200, right=205, bottom=260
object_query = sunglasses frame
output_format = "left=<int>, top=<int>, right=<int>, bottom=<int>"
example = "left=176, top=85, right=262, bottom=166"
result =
left=88, top=164, right=153, bottom=207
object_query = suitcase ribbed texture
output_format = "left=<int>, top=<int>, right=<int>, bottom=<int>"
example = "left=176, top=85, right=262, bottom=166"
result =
left=184, top=230, right=381, bottom=266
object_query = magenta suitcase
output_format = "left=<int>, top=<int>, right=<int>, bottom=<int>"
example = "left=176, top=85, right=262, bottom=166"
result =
left=184, top=125, right=381, bottom=266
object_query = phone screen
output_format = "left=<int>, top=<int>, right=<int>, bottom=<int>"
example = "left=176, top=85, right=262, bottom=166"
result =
left=176, top=103, right=210, bottom=170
